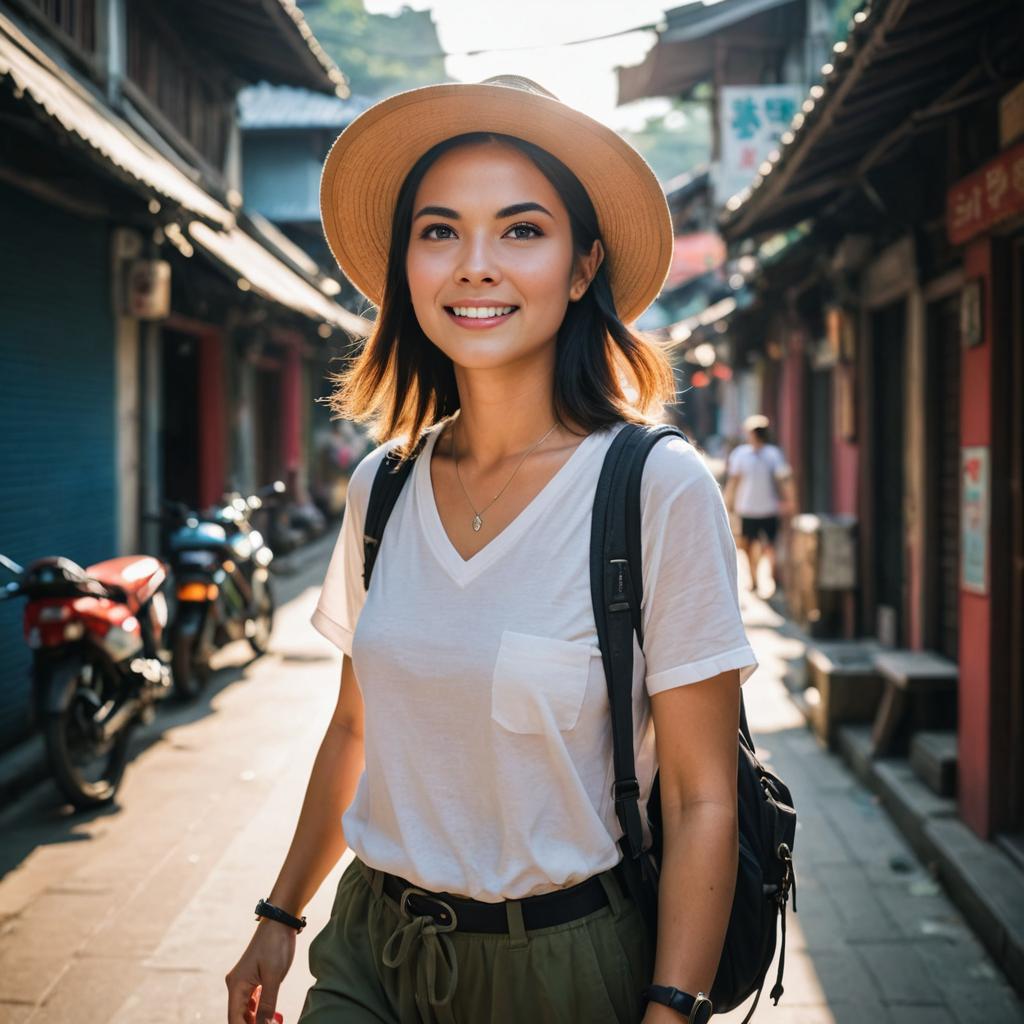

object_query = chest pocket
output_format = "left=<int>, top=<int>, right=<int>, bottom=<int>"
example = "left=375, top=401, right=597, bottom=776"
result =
left=491, top=630, right=600, bottom=734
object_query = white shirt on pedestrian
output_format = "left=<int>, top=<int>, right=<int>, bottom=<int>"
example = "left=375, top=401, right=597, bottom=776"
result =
left=311, top=419, right=758, bottom=902
left=726, top=443, right=791, bottom=518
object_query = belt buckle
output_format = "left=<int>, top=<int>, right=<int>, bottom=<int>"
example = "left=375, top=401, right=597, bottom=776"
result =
left=399, top=887, right=459, bottom=931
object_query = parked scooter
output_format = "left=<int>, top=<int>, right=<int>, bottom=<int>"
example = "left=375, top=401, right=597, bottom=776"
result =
left=154, top=482, right=283, bottom=700
left=0, top=551, right=174, bottom=809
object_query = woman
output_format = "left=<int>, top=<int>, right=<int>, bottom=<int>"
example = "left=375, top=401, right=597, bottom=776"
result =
left=225, top=76, right=758, bottom=1024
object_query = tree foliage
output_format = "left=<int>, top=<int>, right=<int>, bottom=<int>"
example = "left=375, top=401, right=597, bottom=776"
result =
left=619, top=98, right=711, bottom=186
left=300, top=0, right=448, bottom=98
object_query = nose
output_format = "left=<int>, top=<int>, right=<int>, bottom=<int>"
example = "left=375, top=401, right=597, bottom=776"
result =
left=453, top=232, right=501, bottom=288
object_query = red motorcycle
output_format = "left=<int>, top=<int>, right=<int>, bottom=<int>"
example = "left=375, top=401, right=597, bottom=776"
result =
left=0, top=552, right=174, bottom=809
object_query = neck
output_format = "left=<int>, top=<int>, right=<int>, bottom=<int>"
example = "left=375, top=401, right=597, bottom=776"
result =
left=444, top=361, right=582, bottom=468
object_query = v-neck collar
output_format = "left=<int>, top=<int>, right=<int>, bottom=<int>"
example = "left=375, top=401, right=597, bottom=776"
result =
left=415, top=422, right=608, bottom=587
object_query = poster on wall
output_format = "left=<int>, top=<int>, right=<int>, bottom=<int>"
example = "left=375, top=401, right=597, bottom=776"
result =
left=716, top=85, right=806, bottom=207
left=961, top=446, right=989, bottom=594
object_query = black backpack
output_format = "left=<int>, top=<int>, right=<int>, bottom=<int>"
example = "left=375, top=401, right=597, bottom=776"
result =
left=361, top=422, right=797, bottom=1022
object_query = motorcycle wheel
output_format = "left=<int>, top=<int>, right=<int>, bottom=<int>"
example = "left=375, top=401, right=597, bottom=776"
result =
left=44, top=657, right=133, bottom=810
left=248, top=577, right=275, bottom=657
left=172, top=628, right=210, bottom=701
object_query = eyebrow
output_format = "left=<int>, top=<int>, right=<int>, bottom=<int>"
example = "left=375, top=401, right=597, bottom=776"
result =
left=412, top=202, right=554, bottom=221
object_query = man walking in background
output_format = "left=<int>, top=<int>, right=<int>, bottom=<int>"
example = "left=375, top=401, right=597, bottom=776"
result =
left=724, top=414, right=795, bottom=597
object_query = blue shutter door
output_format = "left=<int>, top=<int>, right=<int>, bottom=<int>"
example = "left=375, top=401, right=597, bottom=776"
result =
left=0, top=189, right=117, bottom=750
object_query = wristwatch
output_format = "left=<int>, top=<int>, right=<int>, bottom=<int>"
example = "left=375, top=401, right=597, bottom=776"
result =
left=254, top=898, right=307, bottom=933
left=641, top=984, right=713, bottom=1023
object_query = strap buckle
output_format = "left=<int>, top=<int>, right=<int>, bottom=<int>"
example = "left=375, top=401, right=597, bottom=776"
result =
left=611, top=777, right=640, bottom=804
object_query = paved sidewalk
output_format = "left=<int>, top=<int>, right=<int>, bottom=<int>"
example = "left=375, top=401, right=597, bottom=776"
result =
left=0, top=540, right=1020, bottom=1022
left=719, top=567, right=1023, bottom=1023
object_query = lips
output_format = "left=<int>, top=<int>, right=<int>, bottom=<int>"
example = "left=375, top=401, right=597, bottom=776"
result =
left=444, top=305, right=519, bottom=329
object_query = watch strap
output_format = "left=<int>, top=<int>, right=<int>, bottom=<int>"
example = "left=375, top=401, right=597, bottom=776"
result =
left=254, top=898, right=307, bottom=933
left=642, top=984, right=713, bottom=1021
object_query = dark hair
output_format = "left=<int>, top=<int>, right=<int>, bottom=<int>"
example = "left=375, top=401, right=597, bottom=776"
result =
left=327, top=132, right=674, bottom=458
left=751, top=426, right=769, bottom=442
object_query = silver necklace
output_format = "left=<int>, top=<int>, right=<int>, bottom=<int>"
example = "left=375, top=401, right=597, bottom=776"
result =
left=450, top=415, right=559, bottom=532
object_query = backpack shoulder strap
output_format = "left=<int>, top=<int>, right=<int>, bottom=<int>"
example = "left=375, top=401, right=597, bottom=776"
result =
left=591, top=423, right=757, bottom=863
left=590, top=423, right=677, bottom=860
left=362, top=435, right=428, bottom=591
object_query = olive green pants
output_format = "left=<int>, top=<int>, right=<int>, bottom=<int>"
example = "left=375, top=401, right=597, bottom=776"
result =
left=297, top=856, right=655, bottom=1023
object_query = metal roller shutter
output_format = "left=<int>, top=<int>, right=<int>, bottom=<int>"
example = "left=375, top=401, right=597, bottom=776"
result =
left=0, top=188, right=117, bottom=750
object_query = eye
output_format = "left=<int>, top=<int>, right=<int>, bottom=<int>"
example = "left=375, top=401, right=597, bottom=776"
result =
left=420, top=223, right=457, bottom=240
left=505, top=222, right=543, bottom=240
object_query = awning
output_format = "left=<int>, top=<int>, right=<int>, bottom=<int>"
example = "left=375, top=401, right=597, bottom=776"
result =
left=0, top=13, right=232, bottom=227
left=617, top=0, right=799, bottom=104
left=163, top=0, right=347, bottom=96
left=188, top=221, right=371, bottom=335
left=720, top=0, right=1020, bottom=241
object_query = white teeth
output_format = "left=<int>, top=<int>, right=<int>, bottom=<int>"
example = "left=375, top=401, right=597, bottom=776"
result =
left=451, top=305, right=515, bottom=319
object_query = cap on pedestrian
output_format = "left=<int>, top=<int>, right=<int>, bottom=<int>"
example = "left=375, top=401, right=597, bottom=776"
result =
left=319, top=75, right=673, bottom=325
left=744, top=414, right=770, bottom=432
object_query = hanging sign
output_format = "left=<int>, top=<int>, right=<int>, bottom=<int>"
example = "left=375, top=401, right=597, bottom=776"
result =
left=716, top=85, right=805, bottom=207
left=947, top=142, right=1024, bottom=245
left=961, top=446, right=989, bottom=595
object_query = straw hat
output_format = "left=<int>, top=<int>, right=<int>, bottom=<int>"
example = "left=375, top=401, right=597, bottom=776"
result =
left=319, top=75, right=673, bottom=325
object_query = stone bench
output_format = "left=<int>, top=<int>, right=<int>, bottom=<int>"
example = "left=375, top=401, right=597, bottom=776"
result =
left=870, top=650, right=958, bottom=757
left=804, top=640, right=884, bottom=749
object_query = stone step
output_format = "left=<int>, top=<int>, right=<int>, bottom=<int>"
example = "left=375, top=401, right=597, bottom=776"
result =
left=837, top=723, right=1024, bottom=996
left=910, top=729, right=958, bottom=797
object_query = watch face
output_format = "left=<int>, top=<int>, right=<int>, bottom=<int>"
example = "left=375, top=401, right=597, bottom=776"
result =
left=692, top=997, right=714, bottom=1024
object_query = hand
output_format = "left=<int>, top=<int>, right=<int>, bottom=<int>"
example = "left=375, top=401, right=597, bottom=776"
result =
left=226, top=920, right=298, bottom=1024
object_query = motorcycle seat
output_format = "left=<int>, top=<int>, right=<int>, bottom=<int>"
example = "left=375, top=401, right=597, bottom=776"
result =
left=87, top=556, right=167, bottom=610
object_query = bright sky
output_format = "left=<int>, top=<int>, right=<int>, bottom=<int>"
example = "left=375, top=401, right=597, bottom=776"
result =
left=364, top=0, right=676, bottom=132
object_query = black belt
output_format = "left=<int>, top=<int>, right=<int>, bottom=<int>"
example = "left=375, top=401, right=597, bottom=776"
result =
left=380, top=864, right=626, bottom=934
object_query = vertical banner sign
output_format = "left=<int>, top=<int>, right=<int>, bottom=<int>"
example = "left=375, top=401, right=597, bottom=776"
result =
left=961, top=446, right=989, bottom=595
left=717, top=85, right=805, bottom=207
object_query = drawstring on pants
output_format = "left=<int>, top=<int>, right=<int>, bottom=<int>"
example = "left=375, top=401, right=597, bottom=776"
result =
left=381, top=886, right=460, bottom=1024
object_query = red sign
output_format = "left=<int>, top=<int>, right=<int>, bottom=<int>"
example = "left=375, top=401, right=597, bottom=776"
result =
left=665, top=232, right=727, bottom=289
left=947, top=141, right=1024, bottom=245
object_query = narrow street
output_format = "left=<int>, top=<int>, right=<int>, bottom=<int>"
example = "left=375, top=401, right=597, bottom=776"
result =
left=0, top=535, right=1019, bottom=1024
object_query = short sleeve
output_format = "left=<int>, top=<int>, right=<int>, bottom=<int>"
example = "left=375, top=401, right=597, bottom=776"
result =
left=726, top=445, right=741, bottom=477
left=640, top=436, right=759, bottom=695
left=771, top=446, right=792, bottom=479
left=310, top=439, right=394, bottom=655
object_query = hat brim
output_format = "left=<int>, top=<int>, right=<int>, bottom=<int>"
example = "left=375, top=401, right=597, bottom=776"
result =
left=319, top=82, right=672, bottom=326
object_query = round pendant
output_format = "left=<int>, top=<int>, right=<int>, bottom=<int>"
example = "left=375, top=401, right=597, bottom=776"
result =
left=472, top=514, right=483, bottom=532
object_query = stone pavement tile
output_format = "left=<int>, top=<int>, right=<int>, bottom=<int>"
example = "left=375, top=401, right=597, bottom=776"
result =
left=818, top=784, right=919, bottom=874
left=789, top=798, right=856, bottom=867
left=0, top=888, right=111, bottom=1003
left=108, top=966, right=218, bottom=1024
left=873, top=877, right=971, bottom=944
left=0, top=1002, right=34, bottom=1023
left=818, top=864, right=901, bottom=943
left=857, top=941, right=945, bottom=1005
left=777, top=732, right=857, bottom=793
left=779, top=870, right=851, bottom=953
left=17, top=958, right=147, bottom=1024
left=885, top=1008, right=958, bottom=1023
left=913, top=930, right=1024, bottom=1024
left=772, top=946, right=886, bottom=1009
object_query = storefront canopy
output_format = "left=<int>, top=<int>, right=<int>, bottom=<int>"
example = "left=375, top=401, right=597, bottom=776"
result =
left=0, top=13, right=369, bottom=334
left=617, top=0, right=799, bottom=105
left=164, top=0, right=347, bottom=96
left=0, top=14, right=232, bottom=227
left=720, top=0, right=1020, bottom=241
left=188, top=221, right=370, bottom=334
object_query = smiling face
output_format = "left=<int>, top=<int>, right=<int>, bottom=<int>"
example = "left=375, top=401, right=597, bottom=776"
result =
left=405, top=140, right=602, bottom=372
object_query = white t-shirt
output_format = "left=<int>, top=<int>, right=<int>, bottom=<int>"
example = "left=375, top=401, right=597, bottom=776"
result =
left=726, top=443, right=791, bottom=518
left=311, top=419, right=758, bottom=902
